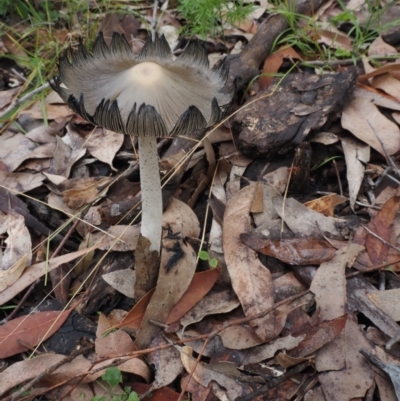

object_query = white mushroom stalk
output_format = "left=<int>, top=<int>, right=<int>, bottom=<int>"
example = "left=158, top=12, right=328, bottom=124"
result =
left=51, top=32, right=232, bottom=254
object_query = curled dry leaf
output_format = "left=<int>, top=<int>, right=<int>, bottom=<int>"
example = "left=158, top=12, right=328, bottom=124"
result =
left=288, top=315, right=348, bottom=359
left=180, top=289, right=240, bottom=330
left=0, top=210, right=31, bottom=291
left=304, top=194, right=347, bottom=217
left=95, top=313, right=150, bottom=382
left=240, top=232, right=336, bottom=265
left=223, top=184, right=280, bottom=341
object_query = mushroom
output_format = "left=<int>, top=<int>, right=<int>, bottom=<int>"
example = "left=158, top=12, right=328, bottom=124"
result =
left=51, top=32, right=232, bottom=254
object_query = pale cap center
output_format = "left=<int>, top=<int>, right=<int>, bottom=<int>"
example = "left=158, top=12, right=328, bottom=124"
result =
left=126, top=62, right=163, bottom=86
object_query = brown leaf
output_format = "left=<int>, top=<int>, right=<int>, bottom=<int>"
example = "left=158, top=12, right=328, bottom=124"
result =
left=241, top=232, right=336, bottom=265
left=259, top=47, right=302, bottom=89
left=366, top=196, right=400, bottom=265
left=166, top=268, right=220, bottom=324
left=61, top=177, right=112, bottom=209
left=223, top=184, right=279, bottom=341
left=289, top=315, right=347, bottom=358
left=0, top=309, right=72, bottom=358
left=118, top=288, right=155, bottom=330
left=304, top=194, right=347, bottom=217
left=359, top=63, right=400, bottom=82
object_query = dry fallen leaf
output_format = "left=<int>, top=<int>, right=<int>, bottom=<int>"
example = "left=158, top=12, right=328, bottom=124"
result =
left=304, top=193, right=347, bottom=217
left=366, top=196, right=400, bottom=266
left=342, top=92, right=400, bottom=156
left=0, top=210, right=32, bottom=291
left=241, top=232, right=336, bottom=265
left=223, top=184, right=280, bottom=342
left=341, top=135, right=370, bottom=210
left=0, top=309, right=72, bottom=358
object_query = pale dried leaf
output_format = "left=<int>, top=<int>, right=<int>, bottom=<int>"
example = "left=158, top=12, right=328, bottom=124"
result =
left=368, top=289, right=400, bottom=322
left=311, top=243, right=364, bottom=321
left=91, top=225, right=140, bottom=251
left=317, top=320, right=374, bottom=400
left=272, top=195, right=347, bottom=238
left=180, top=289, right=240, bottom=329
left=0, top=354, right=66, bottom=397
left=372, top=74, right=400, bottom=101
left=102, top=269, right=136, bottom=298
left=96, top=313, right=135, bottom=358
left=224, top=184, right=280, bottom=341
left=86, top=128, right=124, bottom=170
left=0, top=172, right=45, bottom=193
left=0, top=211, right=31, bottom=291
left=341, top=136, right=370, bottom=210
left=342, top=95, right=400, bottom=156
left=368, top=36, right=397, bottom=57
left=353, top=85, right=400, bottom=111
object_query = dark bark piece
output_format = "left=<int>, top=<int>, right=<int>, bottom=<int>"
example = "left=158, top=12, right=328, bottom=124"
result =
left=233, top=69, right=358, bottom=159
left=225, top=0, right=328, bottom=94
left=163, top=0, right=329, bottom=161
left=289, top=142, right=311, bottom=194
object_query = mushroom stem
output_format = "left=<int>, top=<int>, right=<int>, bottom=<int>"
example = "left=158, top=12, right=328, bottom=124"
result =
left=138, top=136, right=163, bottom=253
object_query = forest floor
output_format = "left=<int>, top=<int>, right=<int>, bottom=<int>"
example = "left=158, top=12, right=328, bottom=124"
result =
left=1, top=1, right=400, bottom=400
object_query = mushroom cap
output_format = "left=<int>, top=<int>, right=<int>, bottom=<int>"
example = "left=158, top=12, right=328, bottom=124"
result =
left=51, top=33, right=232, bottom=137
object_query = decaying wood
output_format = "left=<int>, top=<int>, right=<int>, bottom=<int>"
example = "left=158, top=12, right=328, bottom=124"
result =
left=233, top=69, right=358, bottom=159
left=289, top=142, right=312, bottom=194
left=225, top=0, right=329, bottom=94
left=164, top=0, right=329, bottom=160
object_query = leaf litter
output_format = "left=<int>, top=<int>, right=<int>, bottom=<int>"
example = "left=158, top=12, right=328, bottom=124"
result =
left=1, top=1, right=400, bottom=401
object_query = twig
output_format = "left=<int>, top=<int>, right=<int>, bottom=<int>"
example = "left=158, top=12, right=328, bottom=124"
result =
left=332, top=159, right=343, bottom=196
